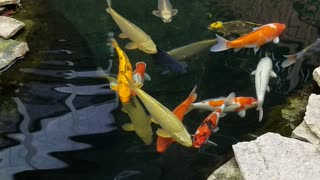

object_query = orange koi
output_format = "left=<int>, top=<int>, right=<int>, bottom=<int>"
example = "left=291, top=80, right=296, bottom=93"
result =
left=156, top=85, right=197, bottom=153
left=210, top=23, right=286, bottom=53
left=192, top=92, right=235, bottom=148
left=133, top=62, right=151, bottom=87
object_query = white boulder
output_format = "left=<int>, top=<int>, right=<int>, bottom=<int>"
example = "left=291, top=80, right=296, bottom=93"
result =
left=304, top=94, right=320, bottom=139
left=292, top=120, right=320, bottom=146
left=207, top=157, right=243, bottom=180
left=233, top=132, right=320, bottom=180
left=313, top=67, right=320, bottom=87
left=0, top=0, right=19, bottom=6
left=0, top=38, right=28, bottom=70
left=0, top=16, right=24, bottom=39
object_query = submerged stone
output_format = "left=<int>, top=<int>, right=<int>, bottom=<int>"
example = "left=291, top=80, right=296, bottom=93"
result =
left=0, top=38, right=28, bottom=71
left=292, top=120, right=320, bottom=146
left=207, top=157, right=243, bottom=180
left=304, top=94, right=320, bottom=139
left=0, top=16, right=24, bottom=38
left=313, top=66, right=320, bottom=87
left=233, top=132, right=320, bottom=180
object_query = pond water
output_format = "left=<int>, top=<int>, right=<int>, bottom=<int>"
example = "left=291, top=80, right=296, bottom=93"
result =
left=0, top=0, right=320, bottom=180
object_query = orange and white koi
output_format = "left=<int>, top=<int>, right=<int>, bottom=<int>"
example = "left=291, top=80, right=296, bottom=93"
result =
left=109, top=38, right=133, bottom=104
left=189, top=96, right=257, bottom=118
left=133, top=62, right=151, bottom=88
left=192, top=92, right=235, bottom=148
left=156, top=86, right=197, bottom=153
left=210, top=23, right=286, bottom=53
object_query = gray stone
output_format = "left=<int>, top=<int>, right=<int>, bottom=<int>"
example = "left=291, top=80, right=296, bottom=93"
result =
left=0, top=0, right=19, bottom=6
left=0, top=38, right=28, bottom=70
left=207, top=157, right=243, bottom=180
left=292, top=120, right=320, bottom=146
left=233, top=132, right=320, bottom=180
left=0, top=16, right=24, bottom=39
left=313, top=67, right=320, bottom=88
left=304, top=94, right=320, bottom=139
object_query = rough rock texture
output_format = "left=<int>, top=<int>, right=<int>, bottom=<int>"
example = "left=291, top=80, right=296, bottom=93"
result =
left=0, top=38, right=28, bottom=70
left=0, top=0, right=19, bottom=6
left=304, top=94, right=320, bottom=139
left=313, top=67, right=320, bottom=88
left=0, top=16, right=25, bottom=39
left=292, top=120, right=320, bottom=146
left=207, top=158, right=243, bottom=180
left=233, top=132, right=320, bottom=180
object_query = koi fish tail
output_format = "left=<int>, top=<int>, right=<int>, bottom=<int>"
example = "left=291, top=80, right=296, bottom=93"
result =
left=106, top=0, right=112, bottom=13
left=188, top=85, right=198, bottom=103
left=281, top=54, right=297, bottom=68
left=185, top=104, right=195, bottom=115
left=257, top=104, right=263, bottom=122
left=210, top=35, right=231, bottom=52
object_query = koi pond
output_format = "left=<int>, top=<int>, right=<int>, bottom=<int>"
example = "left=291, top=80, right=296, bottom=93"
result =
left=0, top=0, right=320, bottom=179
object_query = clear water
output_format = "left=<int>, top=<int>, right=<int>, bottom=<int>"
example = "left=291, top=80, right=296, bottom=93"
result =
left=0, top=0, right=320, bottom=180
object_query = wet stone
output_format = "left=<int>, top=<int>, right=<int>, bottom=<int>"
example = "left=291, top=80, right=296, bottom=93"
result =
left=304, top=94, right=320, bottom=139
left=0, top=0, right=19, bottom=6
left=0, top=38, right=28, bottom=70
left=233, top=132, right=320, bottom=180
left=292, top=120, right=320, bottom=146
left=0, top=16, right=24, bottom=39
left=207, top=157, right=243, bottom=180
left=313, top=66, right=320, bottom=88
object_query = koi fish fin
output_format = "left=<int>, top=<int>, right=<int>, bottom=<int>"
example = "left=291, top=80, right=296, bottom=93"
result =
left=253, top=27, right=260, bottom=31
left=152, top=10, right=161, bottom=17
left=156, top=128, right=171, bottom=138
left=206, top=140, right=218, bottom=146
left=121, top=123, right=135, bottom=131
left=211, top=127, right=219, bottom=133
left=150, top=116, right=158, bottom=124
left=270, top=70, right=277, bottom=78
left=210, top=34, right=230, bottom=52
left=172, top=9, right=178, bottom=16
left=281, top=55, right=297, bottom=68
left=133, top=74, right=143, bottom=88
left=238, top=110, right=246, bottom=118
left=273, top=37, right=280, bottom=44
left=233, top=48, right=241, bottom=52
left=144, top=73, right=151, bottom=81
left=110, top=82, right=118, bottom=91
left=121, top=107, right=128, bottom=113
left=220, top=113, right=227, bottom=118
left=106, top=0, right=112, bottom=13
left=253, top=47, right=260, bottom=54
left=257, top=105, right=263, bottom=122
left=251, top=70, right=256, bottom=75
left=125, top=42, right=138, bottom=50
left=188, top=85, right=198, bottom=102
left=267, top=86, right=270, bottom=92
left=119, top=33, right=128, bottom=39
left=224, top=92, right=235, bottom=106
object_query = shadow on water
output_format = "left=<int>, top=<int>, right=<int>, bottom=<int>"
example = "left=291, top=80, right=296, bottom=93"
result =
left=0, top=0, right=319, bottom=180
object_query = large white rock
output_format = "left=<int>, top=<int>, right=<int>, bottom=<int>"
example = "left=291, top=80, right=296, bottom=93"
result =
left=0, top=0, right=19, bottom=6
left=233, top=132, right=320, bottom=180
left=0, top=16, right=25, bottom=39
left=292, top=120, right=320, bottom=146
left=304, top=94, right=320, bottom=139
left=0, top=38, right=28, bottom=70
left=207, top=157, right=243, bottom=180
left=313, top=67, right=320, bottom=87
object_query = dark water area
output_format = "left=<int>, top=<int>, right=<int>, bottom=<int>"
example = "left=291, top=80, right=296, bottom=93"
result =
left=0, top=0, right=319, bottom=180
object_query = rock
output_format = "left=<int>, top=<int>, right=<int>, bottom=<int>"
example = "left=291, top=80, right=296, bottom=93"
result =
left=313, top=66, right=320, bottom=87
left=0, top=38, right=28, bottom=70
left=304, top=94, right=320, bottom=139
left=292, top=120, right=320, bottom=146
left=233, top=132, right=320, bottom=180
left=0, top=6, right=6, bottom=11
left=0, top=0, right=19, bottom=6
left=0, top=16, right=25, bottom=39
left=207, top=157, right=243, bottom=180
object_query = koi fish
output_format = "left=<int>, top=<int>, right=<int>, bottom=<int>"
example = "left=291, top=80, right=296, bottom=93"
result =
left=106, top=0, right=157, bottom=54
left=133, top=62, right=151, bottom=88
left=210, top=23, right=286, bottom=53
left=189, top=96, right=258, bottom=118
left=281, top=38, right=320, bottom=68
left=152, top=0, right=178, bottom=23
left=121, top=96, right=153, bottom=145
left=109, top=38, right=133, bottom=104
left=167, top=39, right=217, bottom=61
left=251, top=57, right=277, bottom=121
left=208, top=21, right=262, bottom=36
left=156, top=85, right=197, bottom=153
left=124, top=76, right=192, bottom=147
left=192, top=92, right=235, bottom=148
left=152, top=47, right=186, bottom=73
